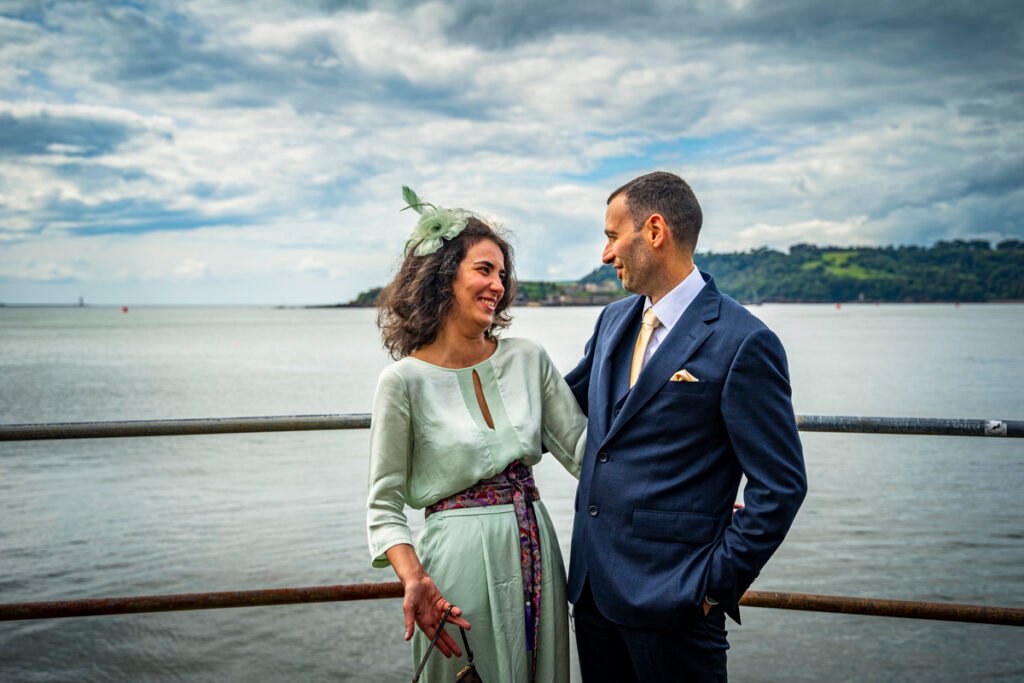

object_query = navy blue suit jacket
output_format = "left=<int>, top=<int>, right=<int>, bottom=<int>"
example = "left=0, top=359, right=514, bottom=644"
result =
left=565, top=273, right=807, bottom=626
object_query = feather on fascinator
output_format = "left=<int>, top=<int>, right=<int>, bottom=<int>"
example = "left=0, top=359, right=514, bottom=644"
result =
left=401, top=186, right=470, bottom=257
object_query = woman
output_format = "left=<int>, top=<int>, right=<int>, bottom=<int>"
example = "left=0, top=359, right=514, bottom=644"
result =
left=367, top=188, right=587, bottom=682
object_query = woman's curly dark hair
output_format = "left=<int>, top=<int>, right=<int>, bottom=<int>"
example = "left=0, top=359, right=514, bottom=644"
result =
left=376, top=217, right=517, bottom=359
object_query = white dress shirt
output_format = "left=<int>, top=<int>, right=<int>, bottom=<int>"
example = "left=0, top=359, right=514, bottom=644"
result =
left=640, top=264, right=705, bottom=368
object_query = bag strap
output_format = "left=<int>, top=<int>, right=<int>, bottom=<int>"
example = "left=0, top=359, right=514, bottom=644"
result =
left=459, top=622, right=474, bottom=665
left=412, top=605, right=454, bottom=682
left=411, top=605, right=476, bottom=681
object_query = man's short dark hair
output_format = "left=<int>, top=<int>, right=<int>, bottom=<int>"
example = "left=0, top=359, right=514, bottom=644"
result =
left=608, top=171, right=703, bottom=251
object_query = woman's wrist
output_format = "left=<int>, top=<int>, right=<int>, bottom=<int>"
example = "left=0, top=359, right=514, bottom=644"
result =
left=384, top=543, right=428, bottom=585
left=399, top=569, right=429, bottom=588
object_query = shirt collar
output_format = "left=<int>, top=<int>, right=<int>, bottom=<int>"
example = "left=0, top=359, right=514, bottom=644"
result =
left=643, top=264, right=705, bottom=332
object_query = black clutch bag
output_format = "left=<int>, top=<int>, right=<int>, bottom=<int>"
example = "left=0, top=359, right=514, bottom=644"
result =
left=413, top=605, right=483, bottom=683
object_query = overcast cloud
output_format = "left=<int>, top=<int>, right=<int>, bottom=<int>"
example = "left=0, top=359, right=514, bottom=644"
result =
left=1, top=0, right=1021, bottom=304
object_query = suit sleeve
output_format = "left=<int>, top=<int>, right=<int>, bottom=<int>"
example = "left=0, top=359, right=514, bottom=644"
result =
left=564, top=307, right=606, bottom=416
left=709, top=327, right=807, bottom=617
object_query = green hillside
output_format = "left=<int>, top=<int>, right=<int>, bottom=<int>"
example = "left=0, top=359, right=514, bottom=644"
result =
left=347, top=240, right=1024, bottom=306
left=579, top=240, right=1024, bottom=303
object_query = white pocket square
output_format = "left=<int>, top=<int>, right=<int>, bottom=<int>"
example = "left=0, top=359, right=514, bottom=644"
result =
left=670, top=368, right=700, bottom=382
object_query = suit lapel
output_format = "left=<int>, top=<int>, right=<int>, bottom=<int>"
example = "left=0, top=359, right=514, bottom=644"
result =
left=602, top=275, right=722, bottom=446
left=596, top=296, right=645, bottom=432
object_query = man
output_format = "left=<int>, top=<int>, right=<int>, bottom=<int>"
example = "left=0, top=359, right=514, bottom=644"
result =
left=565, top=171, right=807, bottom=682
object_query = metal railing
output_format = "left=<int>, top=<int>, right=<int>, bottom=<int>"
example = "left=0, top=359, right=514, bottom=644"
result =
left=1, top=413, right=1022, bottom=627
left=1, top=413, right=1021, bottom=441
left=2, top=584, right=1022, bottom=626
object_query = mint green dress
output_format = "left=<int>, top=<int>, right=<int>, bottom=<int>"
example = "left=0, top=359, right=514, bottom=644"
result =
left=367, top=337, right=587, bottom=683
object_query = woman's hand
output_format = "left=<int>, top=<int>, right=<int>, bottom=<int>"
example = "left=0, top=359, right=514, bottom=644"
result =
left=385, top=543, right=472, bottom=658
left=401, top=573, right=472, bottom=657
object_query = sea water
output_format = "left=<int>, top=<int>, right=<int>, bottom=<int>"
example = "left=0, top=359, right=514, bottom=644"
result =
left=1, top=304, right=1022, bottom=682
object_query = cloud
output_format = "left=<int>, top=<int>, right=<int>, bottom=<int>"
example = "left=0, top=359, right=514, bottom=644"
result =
left=0, top=102, right=172, bottom=157
left=0, top=0, right=1021, bottom=303
left=0, top=258, right=80, bottom=283
left=174, top=257, right=210, bottom=280
left=295, top=254, right=351, bottom=281
left=731, top=216, right=870, bottom=251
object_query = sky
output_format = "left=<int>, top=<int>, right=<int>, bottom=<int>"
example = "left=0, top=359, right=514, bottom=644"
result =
left=1, top=0, right=1022, bottom=305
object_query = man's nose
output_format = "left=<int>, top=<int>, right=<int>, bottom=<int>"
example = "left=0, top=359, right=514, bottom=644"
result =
left=602, top=243, right=614, bottom=264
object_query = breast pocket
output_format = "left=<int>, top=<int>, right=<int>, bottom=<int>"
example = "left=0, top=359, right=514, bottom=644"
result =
left=660, top=380, right=710, bottom=396
left=655, top=380, right=720, bottom=426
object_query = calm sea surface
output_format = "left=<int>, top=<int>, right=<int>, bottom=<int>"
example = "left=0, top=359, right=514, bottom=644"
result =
left=1, top=304, right=1022, bottom=682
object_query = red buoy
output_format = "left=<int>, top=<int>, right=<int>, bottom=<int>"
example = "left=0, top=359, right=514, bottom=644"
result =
left=121, top=306, right=129, bottom=314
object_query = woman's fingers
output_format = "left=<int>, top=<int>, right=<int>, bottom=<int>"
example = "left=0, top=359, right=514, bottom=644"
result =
left=447, top=612, right=472, bottom=630
left=411, top=599, right=467, bottom=658
left=424, top=623, right=462, bottom=658
left=403, top=603, right=415, bottom=641
left=438, top=601, right=472, bottom=631
left=439, top=630, right=462, bottom=658
left=402, top=579, right=471, bottom=656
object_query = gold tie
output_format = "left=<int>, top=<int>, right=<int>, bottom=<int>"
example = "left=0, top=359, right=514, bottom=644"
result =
left=629, top=308, right=661, bottom=388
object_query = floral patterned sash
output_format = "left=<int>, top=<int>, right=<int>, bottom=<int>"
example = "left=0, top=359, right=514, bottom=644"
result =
left=425, top=460, right=542, bottom=682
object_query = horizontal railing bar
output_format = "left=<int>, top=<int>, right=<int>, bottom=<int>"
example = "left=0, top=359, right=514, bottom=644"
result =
left=795, top=415, right=1023, bottom=437
left=1, top=414, right=1021, bottom=442
left=1, top=585, right=1020, bottom=626
left=0, top=414, right=372, bottom=441
left=741, top=591, right=1024, bottom=626
left=0, top=583, right=403, bottom=621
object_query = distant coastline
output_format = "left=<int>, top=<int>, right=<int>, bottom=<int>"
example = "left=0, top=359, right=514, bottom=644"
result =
left=335, top=240, right=1024, bottom=307
left=4, top=240, right=1020, bottom=309
left=0, top=303, right=87, bottom=308
left=313, top=299, right=1024, bottom=309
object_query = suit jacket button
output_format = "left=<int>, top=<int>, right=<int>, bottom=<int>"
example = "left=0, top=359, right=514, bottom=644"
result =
left=588, top=505, right=599, bottom=517
left=597, top=451, right=609, bottom=463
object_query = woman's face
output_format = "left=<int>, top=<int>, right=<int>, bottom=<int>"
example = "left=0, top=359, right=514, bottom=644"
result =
left=449, top=238, right=506, bottom=332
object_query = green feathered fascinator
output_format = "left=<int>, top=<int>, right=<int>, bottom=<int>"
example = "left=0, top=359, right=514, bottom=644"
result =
left=401, top=186, right=469, bottom=257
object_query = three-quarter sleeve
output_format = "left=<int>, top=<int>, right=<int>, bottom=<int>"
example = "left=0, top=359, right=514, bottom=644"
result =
left=366, top=367, right=415, bottom=567
left=537, top=344, right=588, bottom=479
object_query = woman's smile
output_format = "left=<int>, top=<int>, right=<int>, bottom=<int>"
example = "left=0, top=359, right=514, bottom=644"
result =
left=478, top=295, right=499, bottom=313
left=451, top=239, right=506, bottom=329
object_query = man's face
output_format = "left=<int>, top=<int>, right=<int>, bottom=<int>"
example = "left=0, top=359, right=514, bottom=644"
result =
left=603, top=193, right=654, bottom=295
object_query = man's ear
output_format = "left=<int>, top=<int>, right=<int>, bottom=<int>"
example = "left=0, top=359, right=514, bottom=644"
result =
left=647, top=213, right=669, bottom=249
